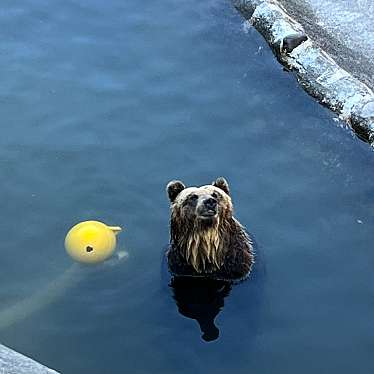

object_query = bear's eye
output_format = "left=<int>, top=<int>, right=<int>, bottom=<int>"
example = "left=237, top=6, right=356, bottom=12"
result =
left=190, top=194, right=198, bottom=201
left=212, top=192, right=219, bottom=199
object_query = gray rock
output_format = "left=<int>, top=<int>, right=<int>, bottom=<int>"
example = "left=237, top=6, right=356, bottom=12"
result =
left=0, top=344, right=60, bottom=374
left=282, top=34, right=308, bottom=53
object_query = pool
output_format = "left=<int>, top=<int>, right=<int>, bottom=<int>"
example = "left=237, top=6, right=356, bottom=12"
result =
left=0, top=0, right=374, bottom=373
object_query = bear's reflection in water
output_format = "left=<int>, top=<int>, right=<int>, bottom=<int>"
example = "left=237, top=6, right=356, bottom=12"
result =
left=169, top=276, right=232, bottom=342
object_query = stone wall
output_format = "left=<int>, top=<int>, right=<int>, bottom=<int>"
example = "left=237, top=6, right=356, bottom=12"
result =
left=233, top=0, right=374, bottom=144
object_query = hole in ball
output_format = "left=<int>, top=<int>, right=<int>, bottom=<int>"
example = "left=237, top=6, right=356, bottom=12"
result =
left=86, top=246, right=94, bottom=253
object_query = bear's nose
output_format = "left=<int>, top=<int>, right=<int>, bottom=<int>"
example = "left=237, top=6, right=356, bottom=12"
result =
left=204, top=198, right=217, bottom=209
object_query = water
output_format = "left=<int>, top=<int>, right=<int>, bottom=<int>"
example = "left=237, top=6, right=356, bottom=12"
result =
left=0, top=0, right=373, bottom=373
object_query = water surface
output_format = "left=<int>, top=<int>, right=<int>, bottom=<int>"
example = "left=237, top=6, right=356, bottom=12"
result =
left=0, top=1, right=374, bottom=373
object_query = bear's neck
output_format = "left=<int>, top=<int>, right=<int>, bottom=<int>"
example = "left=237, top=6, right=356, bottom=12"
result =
left=171, top=216, right=232, bottom=273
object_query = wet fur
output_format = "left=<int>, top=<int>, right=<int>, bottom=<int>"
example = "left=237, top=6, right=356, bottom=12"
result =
left=166, top=179, right=254, bottom=281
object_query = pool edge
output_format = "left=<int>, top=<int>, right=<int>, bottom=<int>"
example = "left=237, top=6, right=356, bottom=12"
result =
left=232, top=0, right=374, bottom=145
left=0, top=344, right=60, bottom=374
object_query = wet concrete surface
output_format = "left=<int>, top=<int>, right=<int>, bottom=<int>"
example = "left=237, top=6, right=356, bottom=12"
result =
left=233, top=0, right=374, bottom=143
left=0, top=344, right=59, bottom=374
left=277, top=0, right=374, bottom=91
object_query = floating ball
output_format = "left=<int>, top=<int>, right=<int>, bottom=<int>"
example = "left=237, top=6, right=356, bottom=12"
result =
left=65, top=221, right=122, bottom=264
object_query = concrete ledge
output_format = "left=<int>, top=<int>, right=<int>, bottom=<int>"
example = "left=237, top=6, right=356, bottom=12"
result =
left=233, top=0, right=374, bottom=144
left=0, top=344, right=60, bottom=374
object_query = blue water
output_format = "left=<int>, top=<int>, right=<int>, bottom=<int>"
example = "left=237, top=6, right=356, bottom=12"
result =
left=1, top=0, right=374, bottom=373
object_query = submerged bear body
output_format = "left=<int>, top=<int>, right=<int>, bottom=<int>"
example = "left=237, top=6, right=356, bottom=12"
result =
left=166, top=177, right=254, bottom=281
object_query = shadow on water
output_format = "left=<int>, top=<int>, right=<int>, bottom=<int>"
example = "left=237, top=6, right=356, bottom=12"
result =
left=163, top=239, right=266, bottom=344
left=170, top=277, right=232, bottom=342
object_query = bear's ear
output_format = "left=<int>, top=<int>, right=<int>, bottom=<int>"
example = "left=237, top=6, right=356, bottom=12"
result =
left=212, top=177, right=230, bottom=195
left=166, top=180, right=186, bottom=202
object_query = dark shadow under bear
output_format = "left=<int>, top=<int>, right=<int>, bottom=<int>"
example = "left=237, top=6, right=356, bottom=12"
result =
left=170, top=277, right=232, bottom=342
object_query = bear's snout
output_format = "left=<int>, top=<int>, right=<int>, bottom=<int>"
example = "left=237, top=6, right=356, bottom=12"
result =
left=204, top=197, right=217, bottom=210
left=197, top=197, right=218, bottom=218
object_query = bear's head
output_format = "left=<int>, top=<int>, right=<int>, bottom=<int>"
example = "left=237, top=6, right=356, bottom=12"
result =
left=167, top=177, right=232, bottom=225
left=166, top=177, right=233, bottom=273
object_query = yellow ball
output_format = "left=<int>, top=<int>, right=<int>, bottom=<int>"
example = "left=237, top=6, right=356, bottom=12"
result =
left=65, top=221, right=122, bottom=264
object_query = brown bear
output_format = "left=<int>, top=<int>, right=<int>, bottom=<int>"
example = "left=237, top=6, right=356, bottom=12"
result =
left=166, top=177, right=254, bottom=281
